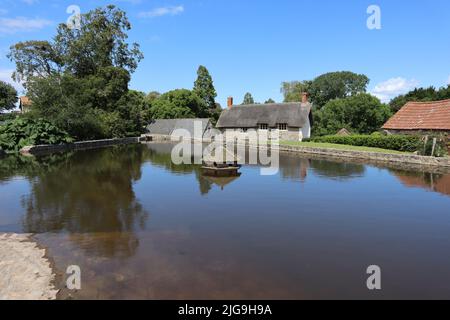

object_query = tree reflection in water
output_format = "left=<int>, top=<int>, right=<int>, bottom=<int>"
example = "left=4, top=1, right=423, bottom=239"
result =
left=1, top=146, right=149, bottom=258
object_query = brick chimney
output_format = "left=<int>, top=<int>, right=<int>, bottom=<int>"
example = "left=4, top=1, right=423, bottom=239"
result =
left=302, top=92, right=309, bottom=104
left=227, top=97, right=234, bottom=109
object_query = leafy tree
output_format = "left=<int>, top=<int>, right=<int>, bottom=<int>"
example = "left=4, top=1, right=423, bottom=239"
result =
left=0, top=81, right=18, bottom=112
left=149, top=89, right=205, bottom=119
left=309, top=71, right=369, bottom=108
left=281, top=81, right=311, bottom=102
left=193, top=65, right=217, bottom=117
left=265, top=98, right=276, bottom=104
left=145, top=91, right=161, bottom=105
left=242, top=92, right=255, bottom=105
left=389, top=86, right=450, bottom=112
left=8, top=5, right=144, bottom=140
left=313, top=93, right=392, bottom=136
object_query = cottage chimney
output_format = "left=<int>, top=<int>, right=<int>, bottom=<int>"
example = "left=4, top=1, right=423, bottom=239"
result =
left=227, top=97, right=234, bottom=109
left=302, top=92, right=309, bottom=104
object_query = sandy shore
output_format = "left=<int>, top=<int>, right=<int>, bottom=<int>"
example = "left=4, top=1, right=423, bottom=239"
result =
left=0, top=233, right=59, bottom=300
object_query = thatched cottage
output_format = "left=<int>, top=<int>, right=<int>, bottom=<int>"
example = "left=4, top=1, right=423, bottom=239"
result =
left=216, top=93, right=313, bottom=141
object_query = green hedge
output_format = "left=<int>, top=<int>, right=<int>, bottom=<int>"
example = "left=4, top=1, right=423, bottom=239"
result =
left=312, top=134, right=422, bottom=152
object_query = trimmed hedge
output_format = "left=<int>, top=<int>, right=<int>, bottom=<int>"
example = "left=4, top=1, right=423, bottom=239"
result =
left=312, top=135, right=421, bottom=152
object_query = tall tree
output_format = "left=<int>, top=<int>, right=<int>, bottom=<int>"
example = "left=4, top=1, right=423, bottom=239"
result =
left=8, top=5, right=144, bottom=140
left=193, top=65, right=217, bottom=116
left=242, top=92, right=255, bottom=105
left=281, top=81, right=311, bottom=102
left=309, top=71, right=369, bottom=108
left=0, top=81, right=18, bottom=112
left=264, top=98, right=275, bottom=104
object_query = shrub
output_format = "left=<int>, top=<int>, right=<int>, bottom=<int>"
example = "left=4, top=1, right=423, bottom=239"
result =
left=0, top=118, right=73, bottom=153
left=418, top=135, right=448, bottom=157
left=312, top=134, right=422, bottom=152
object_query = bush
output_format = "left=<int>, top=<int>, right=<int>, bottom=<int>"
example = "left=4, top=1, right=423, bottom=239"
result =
left=312, top=134, right=422, bottom=152
left=0, top=118, right=73, bottom=153
left=418, top=135, right=448, bottom=157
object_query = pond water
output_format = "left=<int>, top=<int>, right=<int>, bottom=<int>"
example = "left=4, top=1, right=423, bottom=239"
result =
left=1, top=143, right=450, bottom=299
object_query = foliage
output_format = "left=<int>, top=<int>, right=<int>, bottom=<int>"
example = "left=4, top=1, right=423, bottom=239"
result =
left=0, top=81, right=18, bottom=112
left=149, top=89, right=205, bottom=119
left=281, top=81, right=311, bottom=102
left=145, top=91, right=161, bottom=105
left=309, top=71, right=369, bottom=107
left=282, top=71, right=369, bottom=107
left=312, top=134, right=422, bottom=153
left=8, top=5, right=144, bottom=141
left=193, top=65, right=217, bottom=115
left=242, top=92, right=255, bottom=105
left=265, top=98, right=275, bottom=104
left=312, top=93, right=392, bottom=136
left=389, top=85, right=450, bottom=112
left=0, top=112, right=19, bottom=122
left=0, top=118, right=73, bottom=153
left=417, top=135, right=448, bottom=157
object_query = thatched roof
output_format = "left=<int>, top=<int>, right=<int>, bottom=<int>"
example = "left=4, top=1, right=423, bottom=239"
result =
left=216, top=102, right=312, bottom=129
left=146, top=119, right=212, bottom=139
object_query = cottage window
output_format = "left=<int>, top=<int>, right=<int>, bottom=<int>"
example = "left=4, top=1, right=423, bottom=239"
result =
left=278, top=123, right=287, bottom=131
left=241, top=128, right=248, bottom=133
left=259, top=124, right=268, bottom=130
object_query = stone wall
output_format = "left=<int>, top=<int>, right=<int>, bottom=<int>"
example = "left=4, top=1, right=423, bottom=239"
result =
left=276, top=144, right=450, bottom=168
left=20, top=137, right=140, bottom=156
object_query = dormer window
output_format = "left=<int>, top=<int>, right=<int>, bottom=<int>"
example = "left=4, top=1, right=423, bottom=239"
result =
left=278, top=124, right=287, bottom=131
left=259, top=124, right=268, bottom=130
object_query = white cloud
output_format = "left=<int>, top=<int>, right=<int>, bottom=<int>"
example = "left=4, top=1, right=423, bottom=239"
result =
left=370, top=77, right=419, bottom=103
left=139, top=5, right=184, bottom=18
left=0, top=16, right=52, bottom=34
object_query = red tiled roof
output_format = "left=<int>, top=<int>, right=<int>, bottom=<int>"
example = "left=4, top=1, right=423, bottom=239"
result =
left=383, top=99, right=450, bottom=130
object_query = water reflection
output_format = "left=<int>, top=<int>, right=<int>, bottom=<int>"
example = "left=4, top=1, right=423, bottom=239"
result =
left=0, top=146, right=149, bottom=258
left=391, top=170, right=450, bottom=197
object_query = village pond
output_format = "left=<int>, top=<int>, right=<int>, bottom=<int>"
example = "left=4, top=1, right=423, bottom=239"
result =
left=1, top=143, right=450, bottom=299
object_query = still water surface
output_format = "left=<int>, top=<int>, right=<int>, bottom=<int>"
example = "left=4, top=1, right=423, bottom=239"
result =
left=1, top=143, right=450, bottom=299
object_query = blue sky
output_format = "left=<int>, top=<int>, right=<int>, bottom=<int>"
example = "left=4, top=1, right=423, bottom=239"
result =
left=1, top=0, right=449, bottom=106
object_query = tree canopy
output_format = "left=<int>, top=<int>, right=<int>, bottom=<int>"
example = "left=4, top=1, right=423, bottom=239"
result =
left=313, top=93, right=392, bottom=136
left=389, top=86, right=450, bottom=111
left=242, top=92, right=255, bottom=105
left=0, top=81, right=18, bottom=112
left=281, top=81, right=311, bottom=102
left=149, top=89, right=205, bottom=120
left=8, top=5, right=145, bottom=140
left=282, top=71, right=369, bottom=107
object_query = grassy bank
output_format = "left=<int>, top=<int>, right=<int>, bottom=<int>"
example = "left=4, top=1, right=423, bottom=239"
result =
left=280, top=141, right=412, bottom=155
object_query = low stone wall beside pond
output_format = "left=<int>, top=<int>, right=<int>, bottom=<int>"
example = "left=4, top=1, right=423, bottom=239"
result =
left=20, top=137, right=141, bottom=156
left=276, top=145, right=450, bottom=168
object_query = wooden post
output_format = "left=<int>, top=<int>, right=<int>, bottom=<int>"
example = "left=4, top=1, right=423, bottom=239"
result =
left=423, top=136, right=429, bottom=155
left=431, top=138, right=437, bottom=157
